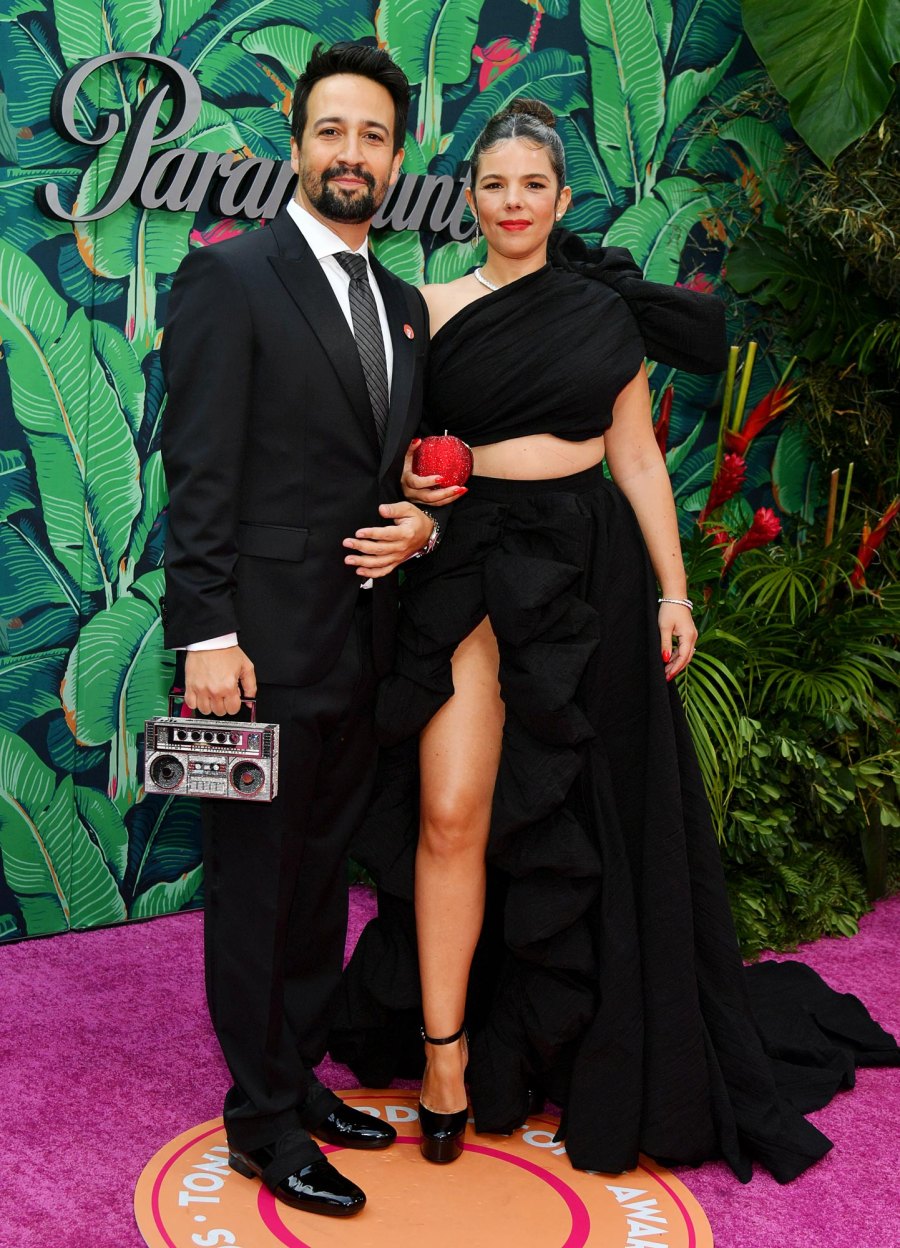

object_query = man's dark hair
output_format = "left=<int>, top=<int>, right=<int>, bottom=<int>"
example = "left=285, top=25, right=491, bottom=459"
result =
left=291, top=43, right=410, bottom=153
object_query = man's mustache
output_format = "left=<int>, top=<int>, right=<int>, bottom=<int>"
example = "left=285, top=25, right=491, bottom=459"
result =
left=323, top=164, right=376, bottom=190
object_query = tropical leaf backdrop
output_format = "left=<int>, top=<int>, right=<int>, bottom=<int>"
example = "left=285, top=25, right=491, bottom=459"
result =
left=0, top=0, right=805, bottom=939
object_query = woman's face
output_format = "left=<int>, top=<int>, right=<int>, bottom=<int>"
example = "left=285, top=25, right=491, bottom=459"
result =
left=467, top=137, right=571, bottom=260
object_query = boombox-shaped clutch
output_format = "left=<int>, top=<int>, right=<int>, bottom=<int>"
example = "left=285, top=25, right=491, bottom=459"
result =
left=144, top=692, right=279, bottom=801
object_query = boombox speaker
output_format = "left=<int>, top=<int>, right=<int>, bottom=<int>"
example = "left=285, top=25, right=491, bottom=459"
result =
left=144, top=690, right=279, bottom=801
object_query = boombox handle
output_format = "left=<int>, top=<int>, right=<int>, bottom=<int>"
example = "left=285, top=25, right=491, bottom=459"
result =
left=168, top=687, right=257, bottom=722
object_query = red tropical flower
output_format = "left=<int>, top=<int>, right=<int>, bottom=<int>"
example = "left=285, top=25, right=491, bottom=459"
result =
left=654, top=385, right=674, bottom=455
left=698, top=453, right=747, bottom=523
left=707, top=525, right=732, bottom=546
left=850, top=498, right=900, bottom=588
left=190, top=219, right=251, bottom=248
left=473, top=38, right=525, bottom=89
left=725, top=383, right=798, bottom=455
left=677, top=272, right=716, bottom=296
left=722, top=507, right=781, bottom=573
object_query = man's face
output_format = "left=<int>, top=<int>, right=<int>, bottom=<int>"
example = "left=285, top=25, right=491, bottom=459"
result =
left=291, top=74, right=404, bottom=225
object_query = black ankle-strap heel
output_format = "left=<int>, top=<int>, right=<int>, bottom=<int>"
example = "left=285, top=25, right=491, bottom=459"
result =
left=418, top=1024, right=469, bottom=1165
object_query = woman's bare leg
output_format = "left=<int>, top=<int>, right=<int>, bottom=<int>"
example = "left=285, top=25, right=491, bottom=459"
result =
left=416, top=615, right=504, bottom=1113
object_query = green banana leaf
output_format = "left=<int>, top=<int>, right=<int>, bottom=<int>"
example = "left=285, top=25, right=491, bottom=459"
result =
left=239, top=25, right=320, bottom=80
left=603, top=177, right=712, bottom=283
left=190, top=40, right=286, bottom=99
left=154, top=0, right=213, bottom=54
left=62, top=569, right=172, bottom=746
left=665, top=409, right=707, bottom=475
left=652, top=38, right=741, bottom=174
left=54, top=0, right=163, bottom=65
left=0, top=89, right=16, bottom=162
left=125, top=793, right=201, bottom=900
left=555, top=115, right=619, bottom=219
left=377, top=0, right=486, bottom=86
left=433, top=49, right=588, bottom=175
left=370, top=229, right=425, bottom=287
left=91, top=320, right=146, bottom=437
left=0, top=649, right=69, bottom=728
left=0, top=731, right=127, bottom=934
left=742, top=0, right=900, bottom=166
left=0, top=168, right=76, bottom=251
left=1, top=286, right=143, bottom=593
left=177, top=0, right=371, bottom=94
left=671, top=0, right=743, bottom=72
left=580, top=0, right=665, bottom=189
left=130, top=863, right=202, bottom=918
left=0, top=450, right=35, bottom=520
left=230, top=105, right=292, bottom=160
left=0, top=244, right=139, bottom=591
left=177, top=99, right=244, bottom=153
left=426, top=238, right=483, bottom=285
left=0, top=20, right=89, bottom=169
left=126, top=450, right=166, bottom=574
left=57, top=239, right=123, bottom=307
left=75, top=784, right=129, bottom=884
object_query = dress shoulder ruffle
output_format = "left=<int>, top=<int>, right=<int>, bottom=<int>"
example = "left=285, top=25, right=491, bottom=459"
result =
left=547, top=228, right=728, bottom=376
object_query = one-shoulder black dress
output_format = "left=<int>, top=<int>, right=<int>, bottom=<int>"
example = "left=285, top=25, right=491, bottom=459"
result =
left=330, top=234, right=899, bottom=1183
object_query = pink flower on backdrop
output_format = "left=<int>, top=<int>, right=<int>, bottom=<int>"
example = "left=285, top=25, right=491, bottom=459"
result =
left=850, top=498, right=900, bottom=588
left=698, top=453, right=747, bottom=523
left=190, top=219, right=248, bottom=248
left=722, top=507, right=781, bottom=573
left=654, top=384, right=674, bottom=455
left=473, top=38, right=525, bottom=90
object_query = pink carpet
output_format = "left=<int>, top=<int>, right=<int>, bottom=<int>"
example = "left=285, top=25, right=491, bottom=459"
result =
left=1, top=889, right=898, bottom=1248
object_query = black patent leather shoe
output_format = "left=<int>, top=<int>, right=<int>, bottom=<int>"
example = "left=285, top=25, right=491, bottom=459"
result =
left=419, top=1023, right=469, bottom=1164
left=418, top=1103, right=468, bottom=1164
left=229, top=1145, right=366, bottom=1217
left=309, top=1104, right=397, bottom=1150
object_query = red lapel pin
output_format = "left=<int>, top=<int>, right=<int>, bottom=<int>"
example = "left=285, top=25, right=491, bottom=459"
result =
left=403, top=323, right=415, bottom=339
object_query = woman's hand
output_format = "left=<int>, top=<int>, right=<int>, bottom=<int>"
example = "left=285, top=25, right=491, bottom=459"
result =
left=658, top=603, right=697, bottom=682
left=401, top=439, right=468, bottom=507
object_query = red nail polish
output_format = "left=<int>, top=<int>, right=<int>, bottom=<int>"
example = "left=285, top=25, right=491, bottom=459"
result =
left=454, top=486, right=468, bottom=495
left=662, top=650, right=671, bottom=663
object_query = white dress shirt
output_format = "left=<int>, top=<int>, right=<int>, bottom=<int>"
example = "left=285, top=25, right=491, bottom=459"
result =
left=187, top=201, right=392, bottom=651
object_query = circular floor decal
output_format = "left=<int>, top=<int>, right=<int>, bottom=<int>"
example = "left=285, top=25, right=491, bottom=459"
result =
left=135, top=1090, right=713, bottom=1247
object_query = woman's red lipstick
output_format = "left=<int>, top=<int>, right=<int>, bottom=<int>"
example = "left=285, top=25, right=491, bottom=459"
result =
left=499, top=220, right=530, bottom=231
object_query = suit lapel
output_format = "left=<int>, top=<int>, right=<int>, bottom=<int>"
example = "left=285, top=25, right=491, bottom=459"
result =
left=267, top=212, right=379, bottom=455
left=371, top=256, right=417, bottom=479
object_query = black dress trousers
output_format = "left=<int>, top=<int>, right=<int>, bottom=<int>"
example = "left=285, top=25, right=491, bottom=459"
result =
left=201, top=595, right=377, bottom=1151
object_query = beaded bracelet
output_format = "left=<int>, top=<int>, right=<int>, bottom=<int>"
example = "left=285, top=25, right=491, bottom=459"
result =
left=658, top=596, right=694, bottom=611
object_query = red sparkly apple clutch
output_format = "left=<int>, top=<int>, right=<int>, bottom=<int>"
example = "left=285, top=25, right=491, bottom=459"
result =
left=412, top=432, right=473, bottom=486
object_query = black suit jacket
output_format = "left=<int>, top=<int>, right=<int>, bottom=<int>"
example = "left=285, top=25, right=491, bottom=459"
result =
left=160, top=209, right=428, bottom=685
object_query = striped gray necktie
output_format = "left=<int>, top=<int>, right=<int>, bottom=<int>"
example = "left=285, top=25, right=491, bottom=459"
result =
left=335, top=251, right=389, bottom=446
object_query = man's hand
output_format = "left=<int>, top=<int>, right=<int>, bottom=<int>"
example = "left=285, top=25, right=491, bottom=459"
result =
left=185, top=647, right=257, bottom=715
left=342, top=502, right=435, bottom=578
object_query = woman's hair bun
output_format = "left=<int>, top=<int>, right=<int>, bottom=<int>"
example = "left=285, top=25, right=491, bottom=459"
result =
left=502, top=97, right=557, bottom=128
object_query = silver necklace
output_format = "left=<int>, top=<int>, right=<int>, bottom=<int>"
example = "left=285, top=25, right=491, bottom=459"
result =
left=473, top=267, right=500, bottom=292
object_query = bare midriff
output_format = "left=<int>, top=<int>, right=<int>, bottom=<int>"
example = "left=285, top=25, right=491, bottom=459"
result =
left=471, top=432, right=606, bottom=480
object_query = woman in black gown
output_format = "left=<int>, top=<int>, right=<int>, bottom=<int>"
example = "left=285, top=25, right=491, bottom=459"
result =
left=332, top=100, right=898, bottom=1181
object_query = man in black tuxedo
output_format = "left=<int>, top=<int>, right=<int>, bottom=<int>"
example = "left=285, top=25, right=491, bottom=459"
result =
left=160, top=44, right=434, bottom=1217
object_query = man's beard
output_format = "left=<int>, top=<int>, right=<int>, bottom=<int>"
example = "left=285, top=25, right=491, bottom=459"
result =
left=302, top=163, right=386, bottom=223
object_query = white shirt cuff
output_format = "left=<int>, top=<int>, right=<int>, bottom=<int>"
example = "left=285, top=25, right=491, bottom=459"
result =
left=181, top=633, right=239, bottom=651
